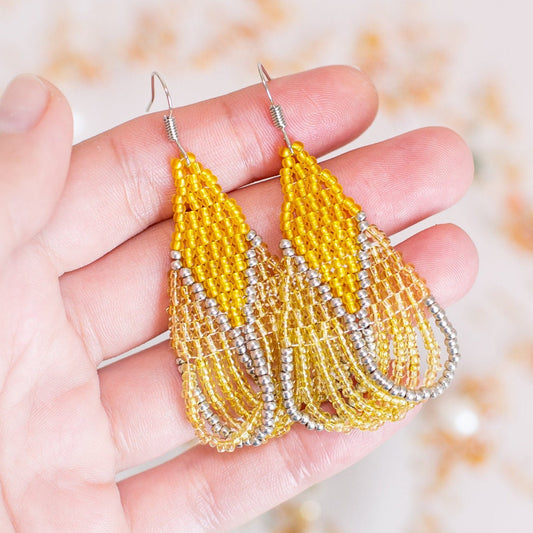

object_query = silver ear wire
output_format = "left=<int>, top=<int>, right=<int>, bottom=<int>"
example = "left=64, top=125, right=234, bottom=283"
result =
left=257, top=63, right=293, bottom=154
left=147, top=71, right=190, bottom=164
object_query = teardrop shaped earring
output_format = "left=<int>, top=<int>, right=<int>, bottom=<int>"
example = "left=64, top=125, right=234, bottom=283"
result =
left=148, top=72, right=287, bottom=451
left=258, top=64, right=461, bottom=433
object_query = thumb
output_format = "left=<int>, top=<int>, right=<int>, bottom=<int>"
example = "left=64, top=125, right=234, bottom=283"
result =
left=0, top=74, right=73, bottom=266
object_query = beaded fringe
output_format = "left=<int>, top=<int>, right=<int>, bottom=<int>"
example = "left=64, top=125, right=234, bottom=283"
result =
left=168, top=144, right=460, bottom=451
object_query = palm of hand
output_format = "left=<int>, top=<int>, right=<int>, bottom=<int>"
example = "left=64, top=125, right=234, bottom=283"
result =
left=0, top=68, right=477, bottom=532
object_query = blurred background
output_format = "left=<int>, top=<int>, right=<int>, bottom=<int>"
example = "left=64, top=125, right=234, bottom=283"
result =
left=1, top=0, right=532, bottom=531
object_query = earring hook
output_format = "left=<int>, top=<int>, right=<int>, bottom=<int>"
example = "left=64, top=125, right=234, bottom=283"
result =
left=147, top=71, right=190, bottom=164
left=257, top=63, right=293, bottom=154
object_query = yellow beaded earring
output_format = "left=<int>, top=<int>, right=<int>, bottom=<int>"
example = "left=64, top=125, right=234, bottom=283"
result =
left=148, top=72, right=287, bottom=451
left=258, top=64, right=460, bottom=433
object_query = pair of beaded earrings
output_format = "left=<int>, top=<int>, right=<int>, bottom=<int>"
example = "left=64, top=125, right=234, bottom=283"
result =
left=147, top=65, right=460, bottom=452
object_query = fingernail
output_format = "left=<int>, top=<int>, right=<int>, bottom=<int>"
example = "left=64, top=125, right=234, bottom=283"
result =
left=0, top=74, right=49, bottom=133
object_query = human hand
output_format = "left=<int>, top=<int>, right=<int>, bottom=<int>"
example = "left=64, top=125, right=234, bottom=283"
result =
left=0, top=67, right=477, bottom=531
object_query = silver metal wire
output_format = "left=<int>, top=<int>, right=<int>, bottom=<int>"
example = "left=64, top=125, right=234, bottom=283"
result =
left=147, top=71, right=190, bottom=164
left=257, top=63, right=293, bottom=153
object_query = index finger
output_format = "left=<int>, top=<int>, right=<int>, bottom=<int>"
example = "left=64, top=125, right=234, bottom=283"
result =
left=37, top=66, right=377, bottom=275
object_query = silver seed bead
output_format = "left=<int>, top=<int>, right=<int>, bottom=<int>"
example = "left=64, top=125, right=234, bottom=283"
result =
left=242, top=323, right=255, bottom=335
left=359, top=318, right=371, bottom=329
left=355, top=309, right=367, bottom=320
left=255, top=366, right=268, bottom=377
left=397, top=385, right=407, bottom=398
left=300, top=413, right=310, bottom=426
left=281, top=380, right=294, bottom=391
left=170, top=250, right=181, bottom=259
left=360, top=259, right=372, bottom=269
left=178, top=267, right=192, bottom=277
left=365, top=360, right=377, bottom=374
left=360, top=241, right=372, bottom=251
left=414, top=390, right=425, bottom=402
left=236, top=346, right=247, bottom=356
left=420, top=387, right=431, bottom=400
left=357, top=251, right=369, bottom=261
left=263, top=401, right=276, bottom=411
left=262, top=392, right=275, bottom=402
left=283, top=247, right=295, bottom=256
left=321, top=291, right=333, bottom=301
left=281, top=362, right=293, bottom=373
left=245, top=331, right=257, bottom=341
left=443, top=370, right=455, bottom=380
left=306, top=269, right=320, bottom=279
left=279, top=239, right=292, bottom=249
left=330, top=297, right=342, bottom=308
left=262, top=383, right=275, bottom=394
left=334, top=307, right=346, bottom=317
left=193, top=291, right=206, bottom=301
left=357, top=270, right=369, bottom=280
left=405, top=390, right=417, bottom=402
left=216, top=314, right=229, bottom=324
left=306, top=421, right=317, bottom=431
left=448, top=346, right=460, bottom=356
left=254, top=356, right=267, bottom=367
left=356, top=211, right=367, bottom=221
left=280, top=347, right=293, bottom=357
left=290, top=412, right=303, bottom=422
left=246, top=230, right=257, bottom=241
left=316, top=423, right=324, bottom=431
left=245, top=248, right=256, bottom=258
left=297, top=263, right=309, bottom=273
left=352, top=338, right=365, bottom=350
left=280, top=371, right=292, bottom=382
left=425, top=295, right=436, bottom=306
left=429, top=303, right=440, bottom=314
left=435, top=310, right=446, bottom=321
left=247, top=257, right=259, bottom=267
left=258, top=375, right=272, bottom=386
left=344, top=313, right=356, bottom=322
left=170, top=260, right=182, bottom=270
left=247, top=340, right=260, bottom=351
left=360, top=278, right=371, bottom=289
left=251, top=235, right=262, bottom=247
left=191, top=282, right=204, bottom=293
left=282, top=390, right=294, bottom=400
left=247, top=275, right=258, bottom=285
left=448, top=353, right=460, bottom=364
left=445, top=360, right=457, bottom=372
left=219, top=322, right=231, bottom=332
left=363, top=327, right=375, bottom=338
left=360, top=297, right=372, bottom=308
left=357, top=233, right=368, bottom=243
left=205, top=298, right=217, bottom=308
left=390, top=385, right=400, bottom=396
left=182, top=276, right=194, bottom=286
left=356, top=289, right=368, bottom=299
left=381, top=378, right=394, bottom=391
left=293, top=255, right=305, bottom=265
left=358, top=221, right=369, bottom=232
left=308, top=277, right=321, bottom=288
left=244, top=267, right=255, bottom=277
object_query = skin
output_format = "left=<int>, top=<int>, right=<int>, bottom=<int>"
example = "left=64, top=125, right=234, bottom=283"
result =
left=0, top=66, right=478, bottom=532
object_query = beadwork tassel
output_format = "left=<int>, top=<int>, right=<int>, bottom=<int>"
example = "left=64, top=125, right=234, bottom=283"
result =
left=276, top=142, right=459, bottom=431
left=168, top=154, right=287, bottom=450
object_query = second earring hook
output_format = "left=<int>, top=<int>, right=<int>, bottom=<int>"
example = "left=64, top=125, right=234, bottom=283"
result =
left=257, top=63, right=294, bottom=154
left=147, top=71, right=190, bottom=165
